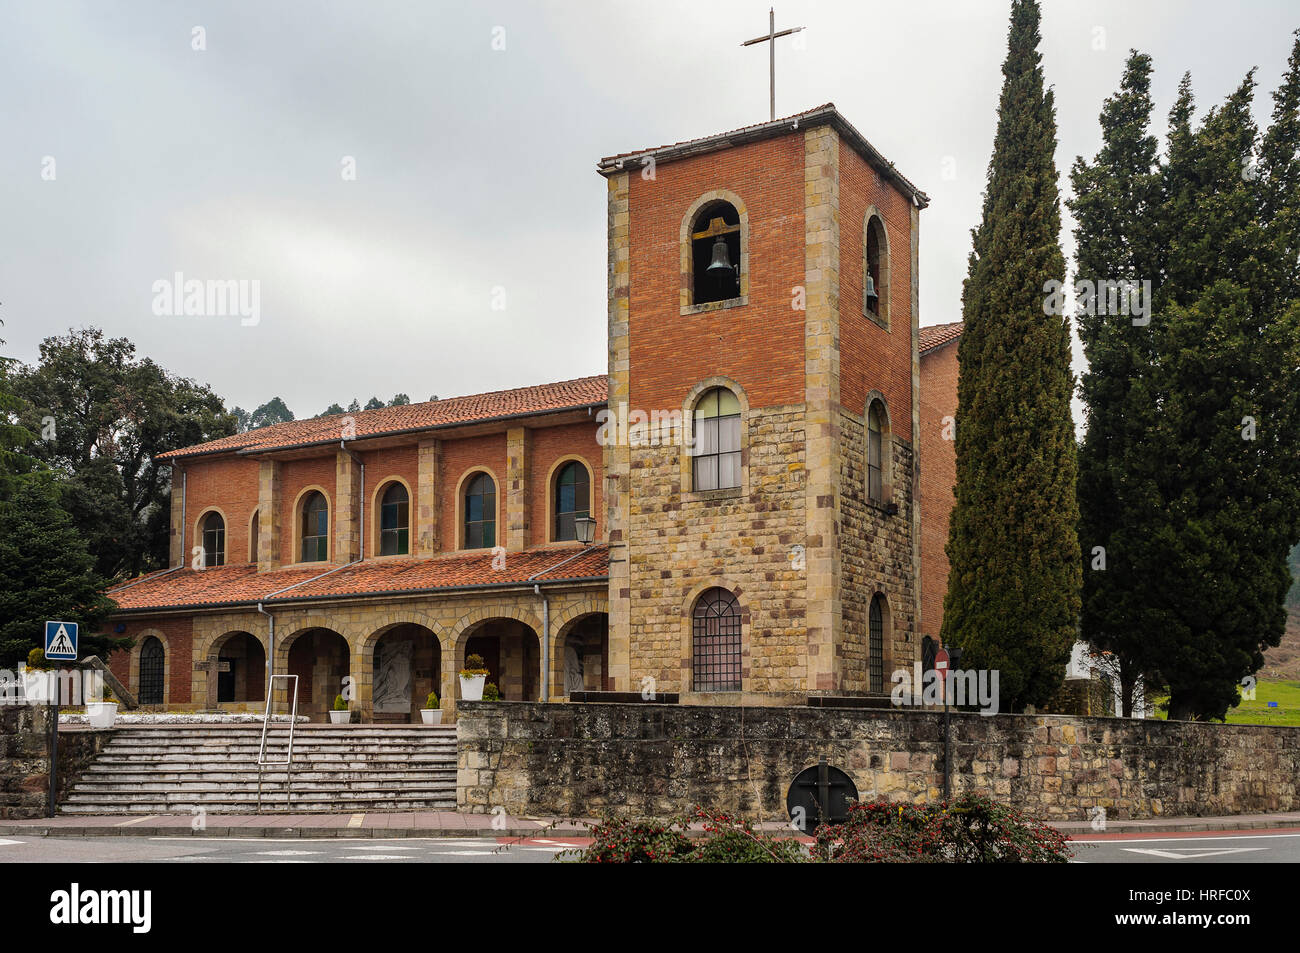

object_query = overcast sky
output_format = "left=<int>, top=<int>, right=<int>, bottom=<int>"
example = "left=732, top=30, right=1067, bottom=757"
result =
left=2, top=0, right=1297, bottom=420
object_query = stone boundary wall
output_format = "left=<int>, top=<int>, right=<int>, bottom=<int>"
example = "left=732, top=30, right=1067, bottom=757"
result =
left=456, top=701, right=1300, bottom=821
left=0, top=707, right=112, bottom=818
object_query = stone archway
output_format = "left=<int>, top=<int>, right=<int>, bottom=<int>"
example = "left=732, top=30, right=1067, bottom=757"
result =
left=205, top=631, right=267, bottom=709
left=457, top=617, right=541, bottom=702
left=364, top=623, right=442, bottom=723
left=280, top=627, right=350, bottom=722
left=555, top=612, right=609, bottom=698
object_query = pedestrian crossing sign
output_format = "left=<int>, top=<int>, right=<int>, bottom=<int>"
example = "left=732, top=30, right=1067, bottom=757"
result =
left=44, top=621, right=78, bottom=660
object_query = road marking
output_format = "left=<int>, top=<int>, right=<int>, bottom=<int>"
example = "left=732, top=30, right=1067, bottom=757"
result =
left=255, top=850, right=322, bottom=856
left=1122, top=847, right=1268, bottom=860
left=1100, top=833, right=1300, bottom=844
left=114, top=815, right=158, bottom=827
left=428, top=849, right=495, bottom=856
left=0, top=839, right=25, bottom=847
left=339, top=844, right=421, bottom=850
left=347, top=814, right=365, bottom=828
left=341, top=854, right=416, bottom=860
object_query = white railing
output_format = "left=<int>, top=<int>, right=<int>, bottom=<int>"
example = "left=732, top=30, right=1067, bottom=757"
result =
left=256, top=674, right=299, bottom=811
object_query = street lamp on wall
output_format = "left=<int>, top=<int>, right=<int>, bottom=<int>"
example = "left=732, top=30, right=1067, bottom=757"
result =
left=574, top=515, right=596, bottom=546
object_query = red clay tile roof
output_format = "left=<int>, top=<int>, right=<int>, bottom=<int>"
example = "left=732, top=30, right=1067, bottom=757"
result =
left=597, top=103, right=929, bottom=208
left=920, top=322, right=963, bottom=354
left=108, top=545, right=610, bottom=613
left=158, top=375, right=609, bottom=461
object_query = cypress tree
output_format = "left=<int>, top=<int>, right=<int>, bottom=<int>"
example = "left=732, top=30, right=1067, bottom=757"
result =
left=1068, top=52, right=1163, bottom=715
left=941, top=0, right=1082, bottom=712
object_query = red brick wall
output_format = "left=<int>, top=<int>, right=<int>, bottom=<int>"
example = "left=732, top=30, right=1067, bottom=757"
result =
left=185, top=457, right=260, bottom=565
left=109, top=616, right=195, bottom=705
left=627, top=134, right=806, bottom=412
left=838, top=141, right=915, bottom=423
left=279, top=457, right=338, bottom=563
left=919, top=340, right=960, bottom=639
left=439, top=433, right=508, bottom=550
left=361, top=445, right=419, bottom=556
left=528, top=421, right=604, bottom=547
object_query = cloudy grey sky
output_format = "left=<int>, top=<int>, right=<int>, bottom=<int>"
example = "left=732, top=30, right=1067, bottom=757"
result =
left=2, top=0, right=1297, bottom=420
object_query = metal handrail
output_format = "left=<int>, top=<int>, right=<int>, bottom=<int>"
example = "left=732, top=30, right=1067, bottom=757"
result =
left=256, top=674, right=299, bottom=811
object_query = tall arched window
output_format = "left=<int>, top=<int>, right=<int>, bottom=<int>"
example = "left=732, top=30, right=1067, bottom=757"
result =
left=379, top=482, right=410, bottom=556
left=690, top=200, right=741, bottom=305
left=867, top=401, right=885, bottom=503
left=864, top=213, right=890, bottom=326
left=692, top=388, right=741, bottom=491
left=553, top=461, right=590, bottom=542
left=301, top=491, right=329, bottom=562
left=692, top=588, right=742, bottom=692
left=201, top=512, right=225, bottom=567
left=463, top=472, right=496, bottom=549
left=139, top=636, right=164, bottom=706
left=869, top=594, right=886, bottom=694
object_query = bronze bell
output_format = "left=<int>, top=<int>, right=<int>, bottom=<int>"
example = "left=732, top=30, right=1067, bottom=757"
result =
left=865, top=275, right=877, bottom=299
left=706, top=236, right=734, bottom=275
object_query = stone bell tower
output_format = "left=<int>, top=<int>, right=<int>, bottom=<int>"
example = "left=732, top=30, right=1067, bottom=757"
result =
left=597, top=105, right=927, bottom=701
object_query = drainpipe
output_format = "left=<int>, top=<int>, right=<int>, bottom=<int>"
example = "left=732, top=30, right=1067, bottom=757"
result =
left=526, top=548, right=590, bottom=704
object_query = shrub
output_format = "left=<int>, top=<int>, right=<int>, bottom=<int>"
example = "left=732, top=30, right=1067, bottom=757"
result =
left=425, top=691, right=439, bottom=709
left=813, top=793, right=1072, bottom=863
left=460, top=654, right=488, bottom=677
left=482, top=682, right=502, bottom=701
left=25, top=647, right=51, bottom=671
left=332, top=694, right=348, bottom=712
left=566, top=809, right=808, bottom=864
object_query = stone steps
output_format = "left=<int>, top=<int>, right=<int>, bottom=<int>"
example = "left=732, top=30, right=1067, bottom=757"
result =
left=60, top=724, right=459, bottom=814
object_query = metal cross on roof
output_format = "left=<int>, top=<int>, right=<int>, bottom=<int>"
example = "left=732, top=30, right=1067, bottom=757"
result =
left=741, top=7, right=805, bottom=121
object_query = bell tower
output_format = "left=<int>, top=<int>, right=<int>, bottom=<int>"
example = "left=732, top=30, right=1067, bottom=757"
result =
left=598, top=106, right=927, bottom=701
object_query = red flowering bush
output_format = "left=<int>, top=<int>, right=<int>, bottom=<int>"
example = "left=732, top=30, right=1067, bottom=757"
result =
left=566, top=809, right=808, bottom=863
left=814, top=793, right=1072, bottom=863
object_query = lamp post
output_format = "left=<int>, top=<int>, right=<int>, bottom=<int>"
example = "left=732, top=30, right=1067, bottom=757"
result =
left=574, top=514, right=596, bottom=546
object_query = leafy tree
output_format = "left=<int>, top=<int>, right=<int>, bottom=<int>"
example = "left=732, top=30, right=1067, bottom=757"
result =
left=363, top=396, right=384, bottom=411
left=0, top=473, right=119, bottom=668
left=231, top=406, right=251, bottom=432
left=347, top=399, right=360, bottom=414
left=0, top=329, right=38, bottom=499
left=317, top=402, right=346, bottom=417
left=941, top=0, right=1081, bottom=712
left=248, top=397, right=294, bottom=429
left=12, top=328, right=237, bottom=580
left=1068, top=52, right=1164, bottom=715
left=389, top=394, right=410, bottom=406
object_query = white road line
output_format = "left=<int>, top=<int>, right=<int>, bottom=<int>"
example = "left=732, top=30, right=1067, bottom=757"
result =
left=1121, top=847, right=1268, bottom=859
left=1100, top=833, right=1300, bottom=844
left=114, top=815, right=158, bottom=827
left=339, top=844, right=422, bottom=850
left=255, top=850, right=322, bottom=856
left=0, top=839, right=26, bottom=847
left=341, top=854, right=418, bottom=860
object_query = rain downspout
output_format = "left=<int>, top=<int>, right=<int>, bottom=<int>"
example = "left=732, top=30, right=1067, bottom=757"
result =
left=527, top=547, right=591, bottom=704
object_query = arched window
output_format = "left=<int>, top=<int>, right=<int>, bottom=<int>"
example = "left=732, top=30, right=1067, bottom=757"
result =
left=301, top=491, right=329, bottom=562
left=692, top=388, right=741, bottom=491
left=379, top=482, right=410, bottom=556
left=690, top=200, right=741, bottom=305
left=139, top=636, right=164, bottom=706
left=692, top=588, right=742, bottom=692
left=867, top=401, right=885, bottom=503
left=249, top=510, right=260, bottom=563
left=864, top=213, right=890, bottom=326
left=463, top=472, right=496, bottom=549
left=553, top=461, right=590, bottom=542
left=869, top=594, right=886, bottom=694
left=201, top=512, right=225, bottom=568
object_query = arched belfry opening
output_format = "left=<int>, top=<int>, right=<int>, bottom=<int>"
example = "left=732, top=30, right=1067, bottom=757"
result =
left=690, top=200, right=741, bottom=305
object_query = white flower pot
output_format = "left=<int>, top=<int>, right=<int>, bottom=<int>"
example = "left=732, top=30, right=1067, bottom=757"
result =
left=460, top=674, right=486, bottom=701
left=420, top=708, right=443, bottom=725
left=86, top=702, right=118, bottom=729
left=328, top=710, right=350, bottom=724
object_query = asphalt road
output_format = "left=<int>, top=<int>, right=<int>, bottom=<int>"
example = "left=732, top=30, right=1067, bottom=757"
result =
left=1069, top=831, right=1300, bottom=863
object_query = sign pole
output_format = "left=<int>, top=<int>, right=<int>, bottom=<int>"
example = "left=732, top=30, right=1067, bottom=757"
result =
left=43, top=620, right=79, bottom=818
left=48, top=696, right=57, bottom=818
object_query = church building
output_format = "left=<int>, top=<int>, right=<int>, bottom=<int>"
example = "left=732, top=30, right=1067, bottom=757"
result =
left=106, top=105, right=961, bottom=721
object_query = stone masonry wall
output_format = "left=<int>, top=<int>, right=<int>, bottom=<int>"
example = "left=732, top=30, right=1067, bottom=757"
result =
left=0, top=707, right=111, bottom=819
left=456, top=701, right=1300, bottom=821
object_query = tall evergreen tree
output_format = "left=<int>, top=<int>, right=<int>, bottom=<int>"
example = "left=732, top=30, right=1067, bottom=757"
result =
left=1068, top=52, right=1163, bottom=715
left=941, top=0, right=1082, bottom=712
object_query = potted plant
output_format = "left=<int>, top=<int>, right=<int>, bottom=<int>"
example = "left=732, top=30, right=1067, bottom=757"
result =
left=329, top=694, right=350, bottom=724
left=482, top=682, right=502, bottom=701
left=420, top=691, right=442, bottom=725
left=86, top=684, right=118, bottom=729
left=459, top=654, right=489, bottom=701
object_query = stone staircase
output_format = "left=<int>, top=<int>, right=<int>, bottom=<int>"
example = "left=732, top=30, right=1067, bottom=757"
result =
left=60, top=724, right=458, bottom=814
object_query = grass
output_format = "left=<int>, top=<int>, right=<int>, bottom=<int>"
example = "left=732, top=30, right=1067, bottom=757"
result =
left=1151, top=679, right=1300, bottom=727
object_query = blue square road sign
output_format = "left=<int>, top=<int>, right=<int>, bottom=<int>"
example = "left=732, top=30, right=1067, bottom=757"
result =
left=44, top=621, right=78, bottom=660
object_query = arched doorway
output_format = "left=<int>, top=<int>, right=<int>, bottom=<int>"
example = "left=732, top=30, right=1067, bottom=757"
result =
left=284, top=628, right=350, bottom=721
left=368, top=623, right=441, bottom=723
left=139, top=636, right=165, bottom=706
left=560, top=613, right=609, bottom=697
left=460, top=618, right=540, bottom=702
left=208, top=632, right=266, bottom=708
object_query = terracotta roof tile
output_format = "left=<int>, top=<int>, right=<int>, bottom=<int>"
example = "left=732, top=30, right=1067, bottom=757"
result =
left=920, top=322, right=963, bottom=354
left=108, top=545, right=610, bottom=612
left=159, top=375, right=608, bottom=461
